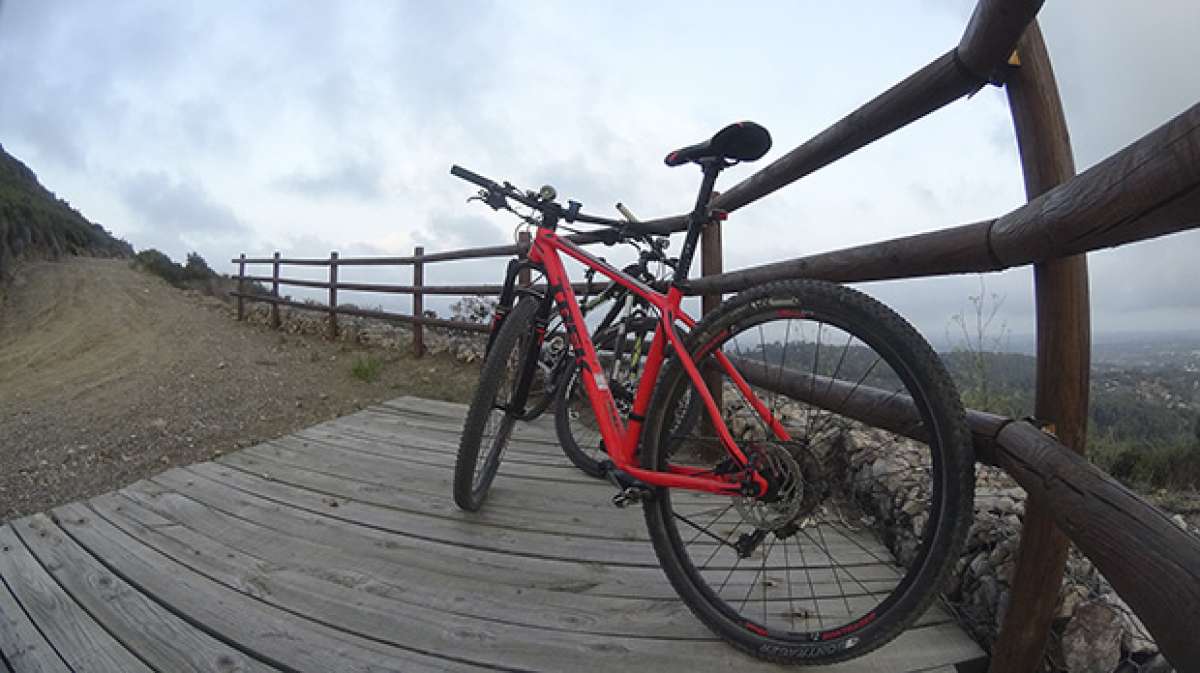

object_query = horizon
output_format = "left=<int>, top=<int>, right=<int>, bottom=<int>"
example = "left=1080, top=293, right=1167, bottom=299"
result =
left=2, top=1, right=1198, bottom=342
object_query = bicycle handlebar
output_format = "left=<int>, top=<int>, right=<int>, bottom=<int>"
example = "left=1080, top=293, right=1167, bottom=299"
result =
left=450, top=164, right=662, bottom=237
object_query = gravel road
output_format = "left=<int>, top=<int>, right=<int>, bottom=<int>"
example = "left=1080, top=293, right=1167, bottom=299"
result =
left=0, top=258, right=479, bottom=522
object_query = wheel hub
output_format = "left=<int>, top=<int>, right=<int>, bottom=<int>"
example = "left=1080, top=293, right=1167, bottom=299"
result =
left=734, top=443, right=806, bottom=531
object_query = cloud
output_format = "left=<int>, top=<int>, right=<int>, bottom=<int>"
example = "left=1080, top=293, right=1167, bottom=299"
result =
left=119, top=171, right=247, bottom=256
left=274, top=158, right=384, bottom=201
left=1, top=1, right=1196, bottom=341
left=417, top=214, right=506, bottom=251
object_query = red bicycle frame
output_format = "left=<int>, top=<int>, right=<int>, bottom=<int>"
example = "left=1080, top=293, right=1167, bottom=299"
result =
left=529, top=228, right=788, bottom=497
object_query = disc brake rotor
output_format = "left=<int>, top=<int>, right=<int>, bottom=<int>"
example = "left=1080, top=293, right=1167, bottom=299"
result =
left=733, top=443, right=805, bottom=531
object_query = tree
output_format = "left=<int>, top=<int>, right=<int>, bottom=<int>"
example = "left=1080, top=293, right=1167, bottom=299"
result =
left=183, top=251, right=216, bottom=281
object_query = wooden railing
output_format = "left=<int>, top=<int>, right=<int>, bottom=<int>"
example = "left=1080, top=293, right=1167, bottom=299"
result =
left=233, top=229, right=727, bottom=356
left=232, top=2, right=1200, bottom=670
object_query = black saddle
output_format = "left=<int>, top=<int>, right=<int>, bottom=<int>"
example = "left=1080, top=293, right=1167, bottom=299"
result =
left=664, top=121, right=772, bottom=167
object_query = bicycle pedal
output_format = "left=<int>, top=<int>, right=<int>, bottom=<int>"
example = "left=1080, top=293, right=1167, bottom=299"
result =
left=611, top=487, right=644, bottom=509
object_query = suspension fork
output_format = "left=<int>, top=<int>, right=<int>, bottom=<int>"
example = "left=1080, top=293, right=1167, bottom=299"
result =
left=487, top=257, right=542, bottom=357
left=506, top=289, right=554, bottom=420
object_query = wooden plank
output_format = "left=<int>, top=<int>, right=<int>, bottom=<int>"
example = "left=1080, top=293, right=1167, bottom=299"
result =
left=319, top=411, right=571, bottom=456
left=994, top=422, right=1200, bottom=670
left=989, top=21, right=1086, bottom=673
left=384, top=396, right=470, bottom=418
left=290, top=399, right=564, bottom=449
left=0, top=524, right=152, bottom=672
left=266, top=430, right=595, bottom=487
left=88, top=489, right=912, bottom=673
left=177, top=460, right=661, bottom=566
left=176, top=462, right=919, bottom=606
left=114, top=480, right=967, bottom=669
left=52, top=503, right=487, bottom=672
left=15, top=513, right=278, bottom=673
left=111, top=483, right=708, bottom=637
left=294, top=423, right=573, bottom=473
left=0, top=550, right=70, bottom=673
left=224, top=442, right=643, bottom=537
left=163, top=465, right=677, bottom=600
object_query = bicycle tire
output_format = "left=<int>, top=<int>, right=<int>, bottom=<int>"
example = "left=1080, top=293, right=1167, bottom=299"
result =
left=554, top=319, right=700, bottom=478
left=453, top=296, right=541, bottom=511
left=640, top=280, right=973, bottom=665
left=553, top=325, right=634, bottom=478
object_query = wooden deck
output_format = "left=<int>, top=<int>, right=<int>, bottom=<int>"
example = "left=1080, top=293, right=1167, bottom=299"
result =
left=0, top=396, right=986, bottom=672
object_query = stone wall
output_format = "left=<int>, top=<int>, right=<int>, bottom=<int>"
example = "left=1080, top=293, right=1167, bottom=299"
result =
left=841, top=430, right=1191, bottom=673
left=239, top=302, right=487, bottom=364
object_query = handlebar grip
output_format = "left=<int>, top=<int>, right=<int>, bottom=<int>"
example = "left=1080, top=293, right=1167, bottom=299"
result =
left=450, top=165, right=496, bottom=190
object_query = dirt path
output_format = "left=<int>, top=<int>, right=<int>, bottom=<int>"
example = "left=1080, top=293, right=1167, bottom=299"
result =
left=0, top=258, right=479, bottom=521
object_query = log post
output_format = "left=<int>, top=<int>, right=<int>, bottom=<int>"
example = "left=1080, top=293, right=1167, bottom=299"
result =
left=236, top=253, right=246, bottom=321
left=517, top=230, right=532, bottom=287
left=413, top=246, right=425, bottom=357
left=700, top=218, right=724, bottom=427
left=990, top=21, right=1090, bottom=673
left=328, top=252, right=339, bottom=339
left=270, top=251, right=282, bottom=330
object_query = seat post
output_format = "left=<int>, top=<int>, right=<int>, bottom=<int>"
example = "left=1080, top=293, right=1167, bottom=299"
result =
left=672, top=160, right=724, bottom=285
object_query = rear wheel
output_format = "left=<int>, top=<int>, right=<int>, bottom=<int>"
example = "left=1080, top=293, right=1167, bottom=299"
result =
left=554, top=324, right=643, bottom=478
left=641, top=280, right=973, bottom=664
left=453, top=297, right=541, bottom=511
left=555, top=319, right=698, bottom=478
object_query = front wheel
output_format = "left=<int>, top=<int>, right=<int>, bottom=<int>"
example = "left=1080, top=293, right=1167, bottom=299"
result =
left=641, top=280, right=973, bottom=665
left=453, top=296, right=541, bottom=511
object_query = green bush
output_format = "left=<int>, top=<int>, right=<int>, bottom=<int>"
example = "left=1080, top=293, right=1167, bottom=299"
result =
left=132, top=249, right=185, bottom=285
left=350, top=354, right=384, bottom=383
left=1089, top=432, right=1200, bottom=489
left=132, top=249, right=217, bottom=288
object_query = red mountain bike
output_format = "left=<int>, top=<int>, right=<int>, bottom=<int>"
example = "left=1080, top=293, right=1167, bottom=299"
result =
left=451, top=122, right=974, bottom=665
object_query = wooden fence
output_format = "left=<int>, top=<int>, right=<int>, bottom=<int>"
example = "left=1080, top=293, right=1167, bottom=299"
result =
left=233, top=2, right=1200, bottom=670
left=232, top=228, right=726, bottom=356
left=231, top=234, right=528, bottom=356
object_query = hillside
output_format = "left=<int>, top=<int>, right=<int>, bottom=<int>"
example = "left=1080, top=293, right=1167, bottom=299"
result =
left=0, top=258, right=478, bottom=522
left=940, top=348, right=1200, bottom=488
left=0, top=144, right=132, bottom=280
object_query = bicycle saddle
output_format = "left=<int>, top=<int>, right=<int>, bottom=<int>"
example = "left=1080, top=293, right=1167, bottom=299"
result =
left=664, top=121, right=772, bottom=167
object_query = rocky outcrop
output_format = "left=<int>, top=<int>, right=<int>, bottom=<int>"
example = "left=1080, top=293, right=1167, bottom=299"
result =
left=838, top=428, right=1192, bottom=673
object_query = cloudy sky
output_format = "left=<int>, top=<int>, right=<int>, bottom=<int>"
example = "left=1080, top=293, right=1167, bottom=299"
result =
left=1, top=1, right=1197, bottom=345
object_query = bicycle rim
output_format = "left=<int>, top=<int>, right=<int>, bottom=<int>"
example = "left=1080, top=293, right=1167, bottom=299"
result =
left=641, top=281, right=972, bottom=664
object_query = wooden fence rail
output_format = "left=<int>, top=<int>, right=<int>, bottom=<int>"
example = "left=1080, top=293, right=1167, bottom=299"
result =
left=228, top=2, right=1200, bottom=670
left=232, top=233, right=720, bottom=351
left=682, top=99, right=1200, bottom=295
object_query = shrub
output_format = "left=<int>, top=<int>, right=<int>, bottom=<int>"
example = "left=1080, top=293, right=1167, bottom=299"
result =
left=350, top=354, right=384, bottom=382
left=132, top=248, right=185, bottom=285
